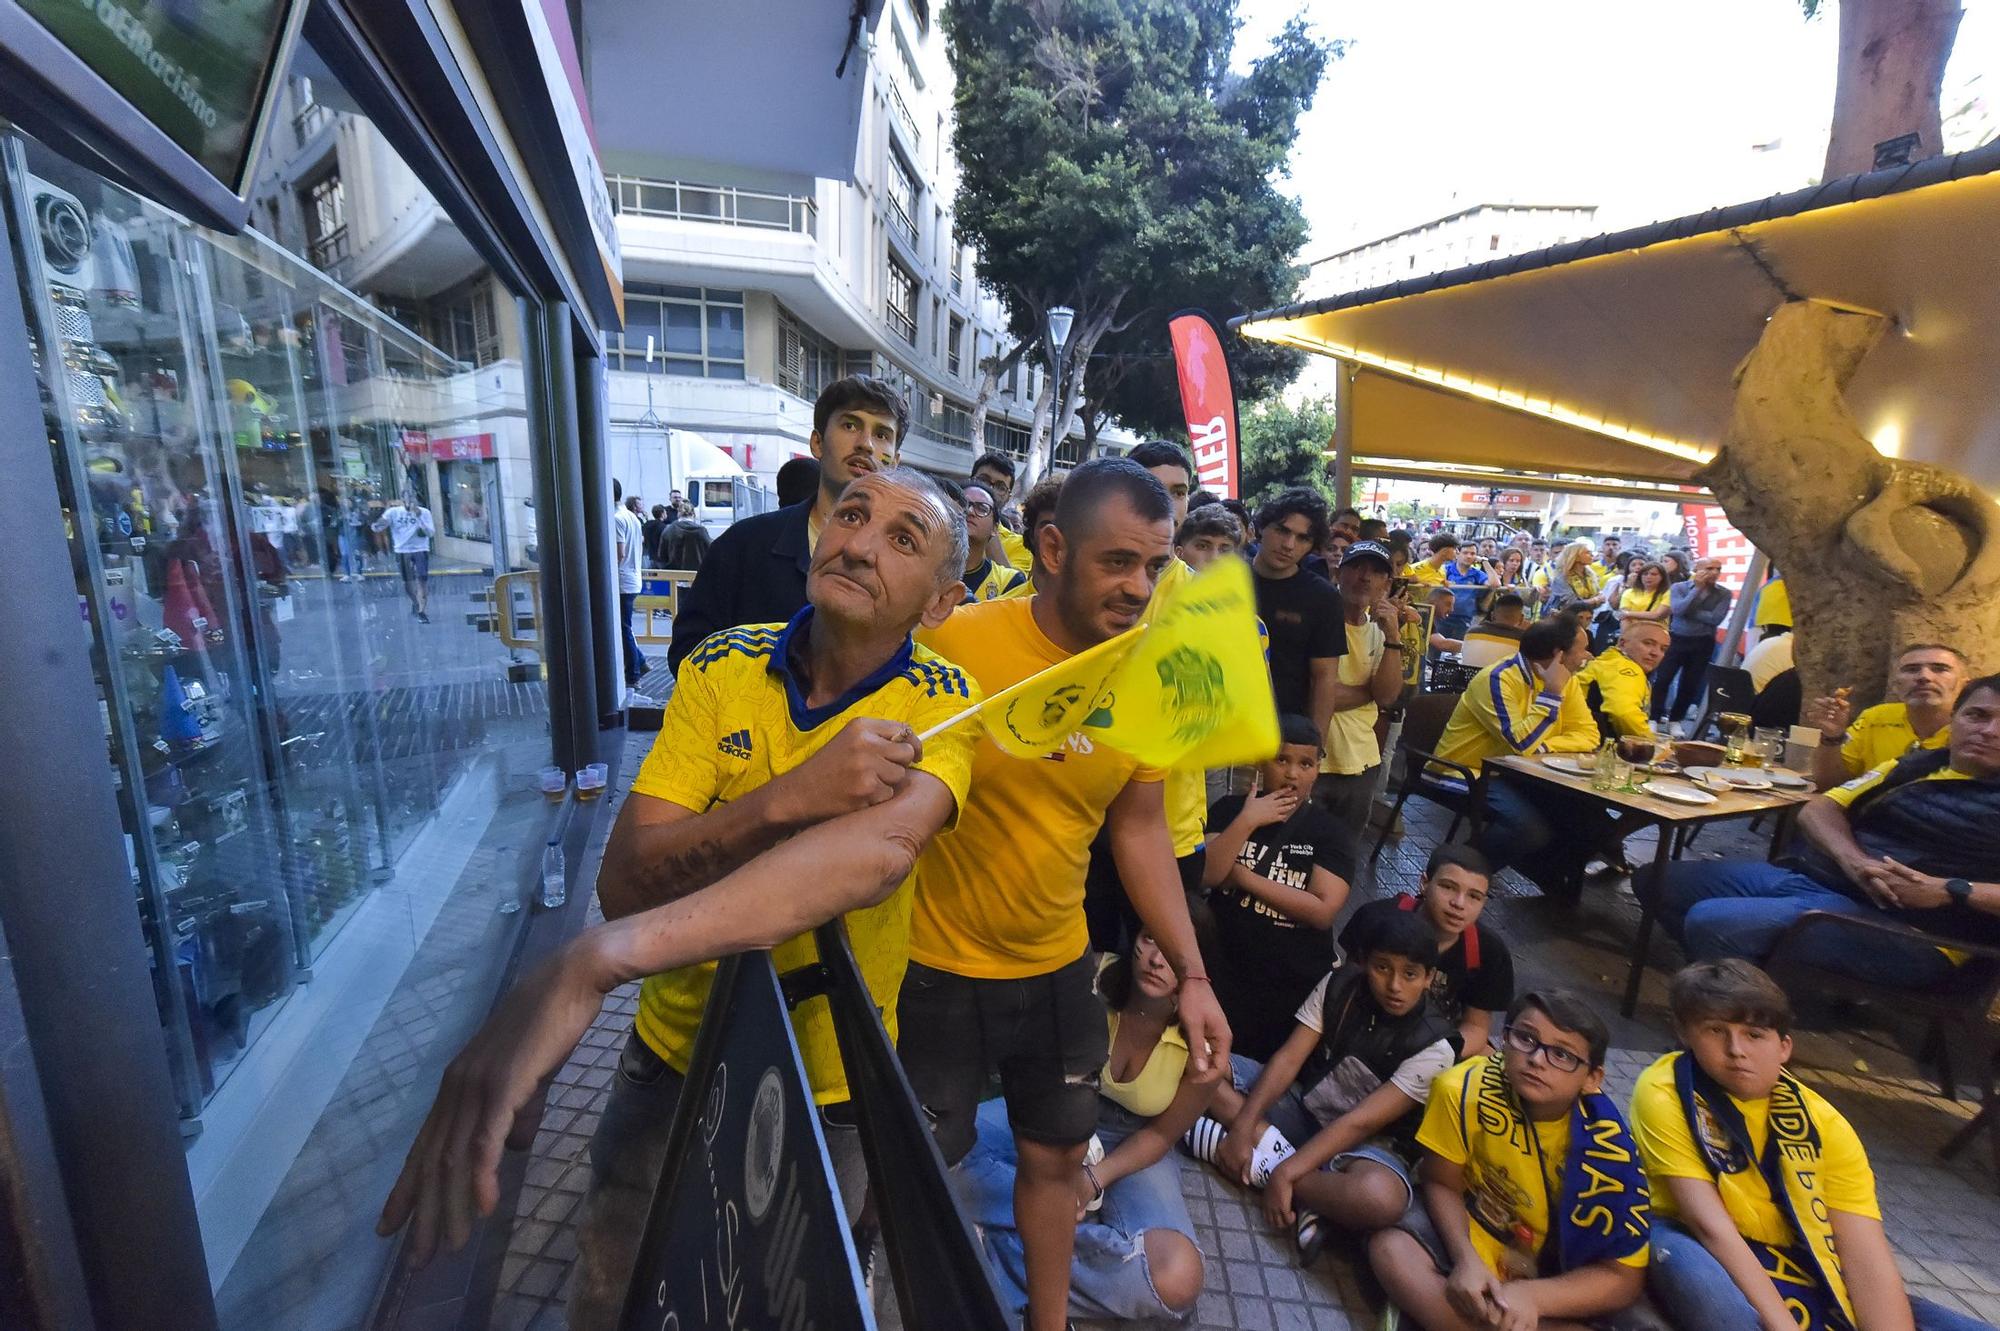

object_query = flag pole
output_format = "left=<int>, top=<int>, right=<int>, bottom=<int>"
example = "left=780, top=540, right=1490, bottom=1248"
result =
left=916, top=618, right=1146, bottom=743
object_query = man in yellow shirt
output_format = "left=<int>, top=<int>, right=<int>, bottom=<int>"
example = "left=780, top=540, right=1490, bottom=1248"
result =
left=959, top=481, right=1030, bottom=601
left=1752, top=571, right=1790, bottom=634
left=901, top=457, right=1230, bottom=1331
left=1632, top=961, right=1969, bottom=1331
left=1407, top=532, right=1455, bottom=587
left=1805, top=642, right=1966, bottom=788
left=1315, top=541, right=1407, bottom=831
left=1575, top=619, right=1669, bottom=737
left=1638, top=673, right=2000, bottom=988
left=972, top=450, right=1031, bottom=570
left=374, top=468, right=982, bottom=1313
left=997, top=473, right=1064, bottom=599
left=1434, top=612, right=1611, bottom=896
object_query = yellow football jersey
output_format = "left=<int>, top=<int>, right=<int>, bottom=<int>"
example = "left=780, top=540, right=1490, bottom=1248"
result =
left=964, top=558, right=1029, bottom=603
left=914, top=597, right=1164, bottom=978
left=628, top=613, right=980, bottom=1102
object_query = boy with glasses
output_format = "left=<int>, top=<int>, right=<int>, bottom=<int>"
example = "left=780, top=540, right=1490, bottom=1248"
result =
left=1371, top=990, right=1651, bottom=1331
left=957, top=482, right=1028, bottom=601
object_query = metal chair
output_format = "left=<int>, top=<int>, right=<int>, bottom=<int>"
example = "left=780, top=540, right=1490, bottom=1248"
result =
left=1425, top=658, right=1481, bottom=694
left=1763, top=910, right=2000, bottom=1185
left=1368, top=691, right=1486, bottom=863
left=1689, top=664, right=1756, bottom=741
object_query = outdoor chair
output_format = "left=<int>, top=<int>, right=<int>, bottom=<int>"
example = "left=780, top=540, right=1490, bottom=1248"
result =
left=1424, top=658, right=1481, bottom=694
left=1688, top=664, right=1756, bottom=741
left=1369, top=690, right=1484, bottom=864
left=1763, top=910, right=2000, bottom=1185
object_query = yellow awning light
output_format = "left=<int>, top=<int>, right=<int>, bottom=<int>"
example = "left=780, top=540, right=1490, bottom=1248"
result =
left=1242, top=320, right=1716, bottom=468
left=1870, top=421, right=1904, bottom=458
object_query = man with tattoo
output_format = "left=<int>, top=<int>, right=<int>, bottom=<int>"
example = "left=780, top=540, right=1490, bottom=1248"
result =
left=374, top=467, right=981, bottom=1328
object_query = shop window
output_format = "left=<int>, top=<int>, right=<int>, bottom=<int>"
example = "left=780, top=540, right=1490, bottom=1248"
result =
left=885, top=257, right=918, bottom=344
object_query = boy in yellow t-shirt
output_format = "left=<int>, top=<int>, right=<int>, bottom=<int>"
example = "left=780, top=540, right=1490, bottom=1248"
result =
left=1370, top=989, right=1651, bottom=1331
left=1631, top=961, right=1980, bottom=1331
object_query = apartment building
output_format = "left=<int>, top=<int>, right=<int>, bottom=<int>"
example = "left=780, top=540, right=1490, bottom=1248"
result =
left=1303, top=202, right=1599, bottom=299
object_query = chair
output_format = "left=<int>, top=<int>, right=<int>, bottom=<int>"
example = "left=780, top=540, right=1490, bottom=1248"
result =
left=1763, top=911, right=2000, bottom=1184
left=1689, top=664, right=1756, bottom=741
left=1368, top=691, right=1486, bottom=863
left=1425, top=658, right=1481, bottom=694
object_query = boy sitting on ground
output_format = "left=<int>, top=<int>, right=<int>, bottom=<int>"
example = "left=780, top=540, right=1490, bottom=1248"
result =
left=1340, top=843, right=1515, bottom=1054
left=1203, top=713, right=1355, bottom=1061
left=1370, top=989, right=1651, bottom=1331
left=1184, top=910, right=1461, bottom=1262
left=1632, top=960, right=1992, bottom=1331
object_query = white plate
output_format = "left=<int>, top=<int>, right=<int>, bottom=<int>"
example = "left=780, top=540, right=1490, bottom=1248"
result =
left=1765, top=769, right=1811, bottom=789
left=1642, top=778, right=1718, bottom=806
left=1544, top=755, right=1594, bottom=776
left=1687, top=766, right=1773, bottom=790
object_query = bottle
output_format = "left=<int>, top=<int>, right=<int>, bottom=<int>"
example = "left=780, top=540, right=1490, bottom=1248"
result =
left=539, top=841, right=566, bottom=908
left=1591, top=738, right=1619, bottom=791
left=1499, top=1223, right=1539, bottom=1280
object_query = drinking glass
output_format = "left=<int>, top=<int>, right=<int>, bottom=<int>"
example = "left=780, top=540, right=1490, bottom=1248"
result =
left=1719, top=712, right=1752, bottom=761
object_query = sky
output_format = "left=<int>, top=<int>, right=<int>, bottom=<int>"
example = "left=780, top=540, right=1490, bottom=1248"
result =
left=1232, top=0, right=2000, bottom=260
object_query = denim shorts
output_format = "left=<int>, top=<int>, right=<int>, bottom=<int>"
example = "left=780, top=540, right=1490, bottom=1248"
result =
left=1227, top=1052, right=1418, bottom=1209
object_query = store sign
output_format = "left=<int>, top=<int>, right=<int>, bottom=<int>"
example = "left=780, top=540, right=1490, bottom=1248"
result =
left=1, top=0, right=309, bottom=228
left=405, top=432, right=495, bottom=461
left=1457, top=489, right=1536, bottom=508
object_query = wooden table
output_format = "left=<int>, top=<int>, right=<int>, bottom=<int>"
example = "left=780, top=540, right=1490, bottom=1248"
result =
left=1485, top=755, right=1815, bottom=1015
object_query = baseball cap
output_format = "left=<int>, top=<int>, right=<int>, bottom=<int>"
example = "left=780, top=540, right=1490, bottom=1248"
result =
left=1341, top=540, right=1394, bottom=571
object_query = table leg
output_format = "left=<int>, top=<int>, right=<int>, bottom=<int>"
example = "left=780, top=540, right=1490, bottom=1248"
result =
left=1621, top=822, right=1679, bottom=1018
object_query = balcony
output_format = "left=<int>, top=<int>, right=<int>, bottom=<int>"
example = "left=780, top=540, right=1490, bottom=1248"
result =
left=886, top=79, right=922, bottom=154
left=308, top=224, right=350, bottom=270
left=885, top=302, right=917, bottom=344
left=292, top=101, right=333, bottom=150
left=607, top=175, right=818, bottom=236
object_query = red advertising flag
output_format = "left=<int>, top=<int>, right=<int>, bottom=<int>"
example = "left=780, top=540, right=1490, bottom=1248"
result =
left=1168, top=311, right=1241, bottom=500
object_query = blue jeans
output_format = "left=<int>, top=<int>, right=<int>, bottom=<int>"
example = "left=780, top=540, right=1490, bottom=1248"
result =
left=957, top=1097, right=1198, bottom=1321
left=1478, top=772, right=1622, bottom=891
left=1650, top=1219, right=1995, bottom=1331
left=1639, top=859, right=1958, bottom=988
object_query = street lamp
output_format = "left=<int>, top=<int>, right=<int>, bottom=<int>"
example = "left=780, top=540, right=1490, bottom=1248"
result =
left=1047, top=305, right=1075, bottom=355
left=1044, top=305, right=1076, bottom=470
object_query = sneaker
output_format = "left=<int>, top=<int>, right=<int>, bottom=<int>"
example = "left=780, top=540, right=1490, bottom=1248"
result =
left=1295, top=1208, right=1327, bottom=1266
left=417, top=612, right=431, bottom=624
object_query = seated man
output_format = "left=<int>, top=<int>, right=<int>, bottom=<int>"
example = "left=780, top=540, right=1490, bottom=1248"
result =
left=1806, top=643, right=1968, bottom=789
left=1183, top=911, right=1461, bottom=1263
left=1370, top=990, right=1651, bottom=1331
left=1639, top=673, right=2000, bottom=989
left=1634, top=960, right=1993, bottom=1331
left=1427, top=585, right=1467, bottom=657
left=1340, top=843, right=1516, bottom=1054
left=1433, top=613, right=1611, bottom=895
left=375, top=468, right=981, bottom=1322
left=1575, top=619, right=1670, bottom=738
left=1458, top=593, right=1528, bottom=669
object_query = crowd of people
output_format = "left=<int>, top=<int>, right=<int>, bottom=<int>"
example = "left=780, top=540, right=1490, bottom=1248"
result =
left=377, top=375, right=1999, bottom=1331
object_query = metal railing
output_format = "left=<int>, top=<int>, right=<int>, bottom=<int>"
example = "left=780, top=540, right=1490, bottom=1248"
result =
left=885, top=301, right=917, bottom=345
left=607, top=175, right=818, bottom=236
left=293, top=101, right=333, bottom=148
left=886, top=79, right=922, bottom=152
left=885, top=191, right=917, bottom=246
left=307, top=225, right=350, bottom=269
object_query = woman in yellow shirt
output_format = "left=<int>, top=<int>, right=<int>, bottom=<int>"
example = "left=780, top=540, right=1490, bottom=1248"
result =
left=1617, top=561, right=1672, bottom=628
left=956, top=933, right=1214, bottom=1321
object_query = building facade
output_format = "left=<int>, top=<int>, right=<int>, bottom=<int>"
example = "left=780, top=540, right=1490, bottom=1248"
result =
left=583, top=0, right=1092, bottom=492
left=1303, top=202, right=1600, bottom=299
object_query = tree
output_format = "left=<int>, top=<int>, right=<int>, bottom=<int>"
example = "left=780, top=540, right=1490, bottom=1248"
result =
left=945, top=0, right=1337, bottom=489
left=1808, top=0, right=1964, bottom=177
left=1236, top=394, right=1334, bottom=507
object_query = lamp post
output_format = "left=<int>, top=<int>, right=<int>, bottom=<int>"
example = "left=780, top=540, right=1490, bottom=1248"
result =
left=1045, top=304, right=1075, bottom=470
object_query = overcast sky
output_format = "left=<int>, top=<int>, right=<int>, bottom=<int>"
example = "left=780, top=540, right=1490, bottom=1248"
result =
left=1234, top=0, right=2000, bottom=259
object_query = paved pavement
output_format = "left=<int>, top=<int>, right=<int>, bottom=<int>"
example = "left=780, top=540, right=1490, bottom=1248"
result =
left=491, top=729, right=2000, bottom=1331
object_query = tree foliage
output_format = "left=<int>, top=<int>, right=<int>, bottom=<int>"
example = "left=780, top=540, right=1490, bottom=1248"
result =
left=1238, top=394, right=1335, bottom=507
left=945, top=0, right=1338, bottom=484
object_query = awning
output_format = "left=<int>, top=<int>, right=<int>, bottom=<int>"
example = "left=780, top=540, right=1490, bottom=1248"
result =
left=1238, top=140, right=2000, bottom=494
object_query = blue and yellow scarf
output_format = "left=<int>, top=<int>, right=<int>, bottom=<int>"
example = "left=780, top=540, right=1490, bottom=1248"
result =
left=1672, top=1052, right=1855, bottom=1331
left=1457, top=1054, right=1651, bottom=1273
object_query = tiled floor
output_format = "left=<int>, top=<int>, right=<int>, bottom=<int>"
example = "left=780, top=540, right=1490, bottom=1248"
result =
left=491, top=733, right=2000, bottom=1330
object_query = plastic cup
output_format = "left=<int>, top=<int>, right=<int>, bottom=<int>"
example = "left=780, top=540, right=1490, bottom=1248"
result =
left=577, top=762, right=608, bottom=801
left=538, top=766, right=566, bottom=802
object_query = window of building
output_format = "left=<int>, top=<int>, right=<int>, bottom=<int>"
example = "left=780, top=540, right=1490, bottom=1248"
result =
left=302, top=170, right=347, bottom=268
left=885, top=258, right=918, bottom=344
left=984, top=417, right=1030, bottom=459
left=430, top=283, right=501, bottom=367
left=949, top=235, right=964, bottom=294
left=947, top=314, right=965, bottom=377
left=609, top=285, right=746, bottom=377
left=777, top=304, right=845, bottom=401
left=886, top=149, right=918, bottom=247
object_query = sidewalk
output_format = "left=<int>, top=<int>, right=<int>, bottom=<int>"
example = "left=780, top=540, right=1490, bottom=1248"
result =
left=490, top=731, right=2000, bottom=1330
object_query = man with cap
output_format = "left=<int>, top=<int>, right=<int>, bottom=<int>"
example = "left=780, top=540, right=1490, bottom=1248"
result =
left=1314, top=541, right=1408, bottom=832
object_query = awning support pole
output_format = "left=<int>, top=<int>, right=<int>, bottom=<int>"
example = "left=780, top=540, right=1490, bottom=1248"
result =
left=1718, top=549, right=1768, bottom=668
left=1331, top=358, right=1354, bottom=508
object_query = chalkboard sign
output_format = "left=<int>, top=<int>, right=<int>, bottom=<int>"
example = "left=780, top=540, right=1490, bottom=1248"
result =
left=620, top=952, right=871, bottom=1331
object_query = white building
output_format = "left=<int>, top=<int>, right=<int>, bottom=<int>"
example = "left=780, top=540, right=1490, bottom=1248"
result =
left=1302, top=202, right=1599, bottom=300
left=581, top=0, right=1091, bottom=492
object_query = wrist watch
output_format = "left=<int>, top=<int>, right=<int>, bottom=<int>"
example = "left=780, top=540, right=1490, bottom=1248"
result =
left=1945, top=877, right=1973, bottom=906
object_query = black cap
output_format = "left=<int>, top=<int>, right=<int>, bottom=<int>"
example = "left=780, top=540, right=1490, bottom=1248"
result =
left=1340, top=540, right=1394, bottom=571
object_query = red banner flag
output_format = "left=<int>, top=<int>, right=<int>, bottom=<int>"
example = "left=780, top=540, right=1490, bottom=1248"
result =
left=1168, top=311, right=1241, bottom=500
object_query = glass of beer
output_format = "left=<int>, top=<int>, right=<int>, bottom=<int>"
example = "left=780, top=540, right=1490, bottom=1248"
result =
left=1741, top=737, right=1773, bottom=770
left=1718, top=712, right=1752, bottom=761
left=1617, top=733, right=1657, bottom=768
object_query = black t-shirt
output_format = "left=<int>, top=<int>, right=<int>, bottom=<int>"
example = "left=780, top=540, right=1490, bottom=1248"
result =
left=1205, top=794, right=1356, bottom=1060
left=1337, top=895, right=1516, bottom=1025
left=1252, top=569, right=1345, bottom=716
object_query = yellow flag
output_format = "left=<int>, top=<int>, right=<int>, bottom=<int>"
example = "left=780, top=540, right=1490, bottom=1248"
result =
left=1086, top=558, right=1279, bottom=768
left=967, top=621, right=1142, bottom=759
